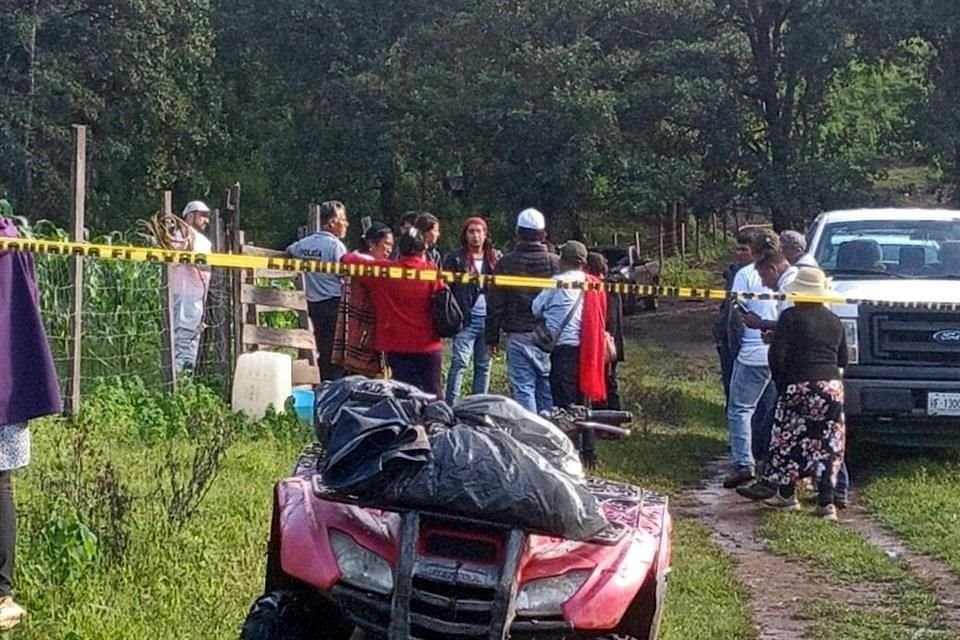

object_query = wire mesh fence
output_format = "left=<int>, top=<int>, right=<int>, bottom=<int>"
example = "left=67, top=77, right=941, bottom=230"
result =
left=25, top=230, right=234, bottom=398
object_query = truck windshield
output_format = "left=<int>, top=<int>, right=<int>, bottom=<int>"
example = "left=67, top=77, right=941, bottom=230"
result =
left=815, top=220, right=960, bottom=278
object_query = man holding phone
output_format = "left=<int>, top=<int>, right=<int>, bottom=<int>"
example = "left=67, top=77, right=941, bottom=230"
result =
left=723, top=230, right=780, bottom=489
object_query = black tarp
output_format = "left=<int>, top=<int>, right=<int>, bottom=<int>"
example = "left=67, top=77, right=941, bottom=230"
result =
left=315, top=378, right=608, bottom=540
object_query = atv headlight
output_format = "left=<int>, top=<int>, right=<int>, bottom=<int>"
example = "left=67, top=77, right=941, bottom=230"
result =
left=841, top=318, right=859, bottom=364
left=516, top=570, right=590, bottom=616
left=330, top=531, right=393, bottom=595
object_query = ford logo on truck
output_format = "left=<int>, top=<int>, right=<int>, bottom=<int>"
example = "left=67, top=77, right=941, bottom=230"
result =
left=932, top=329, right=960, bottom=345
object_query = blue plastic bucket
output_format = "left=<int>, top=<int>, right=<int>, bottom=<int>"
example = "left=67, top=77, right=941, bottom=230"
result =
left=291, top=388, right=315, bottom=423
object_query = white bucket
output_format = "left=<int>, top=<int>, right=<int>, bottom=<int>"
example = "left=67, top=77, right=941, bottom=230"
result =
left=231, top=351, right=293, bottom=419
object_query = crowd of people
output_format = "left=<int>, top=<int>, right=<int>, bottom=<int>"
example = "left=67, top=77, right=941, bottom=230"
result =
left=714, top=228, right=849, bottom=521
left=0, top=192, right=853, bottom=632
left=287, top=203, right=624, bottom=416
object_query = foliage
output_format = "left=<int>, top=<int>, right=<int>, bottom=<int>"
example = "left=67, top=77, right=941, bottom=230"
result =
left=3, top=0, right=949, bottom=249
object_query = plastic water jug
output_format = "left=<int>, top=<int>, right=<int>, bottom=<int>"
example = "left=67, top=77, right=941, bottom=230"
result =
left=231, top=352, right=293, bottom=419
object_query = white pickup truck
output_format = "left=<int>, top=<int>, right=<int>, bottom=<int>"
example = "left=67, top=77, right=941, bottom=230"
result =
left=806, top=209, right=960, bottom=447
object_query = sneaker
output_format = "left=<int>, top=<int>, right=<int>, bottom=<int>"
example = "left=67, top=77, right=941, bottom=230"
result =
left=0, top=596, right=25, bottom=631
left=817, top=504, right=839, bottom=521
left=763, top=491, right=800, bottom=510
left=722, top=468, right=755, bottom=489
left=834, top=498, right=849, bottom=510
left=736, top=480, right=777, bottom=501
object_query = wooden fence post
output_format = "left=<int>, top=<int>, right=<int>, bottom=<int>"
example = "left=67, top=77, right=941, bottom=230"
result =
left=680, top=209, right=687, bottom=260
left=658, top=214, right=665, bottom=266
left=159, top=191, right=177, bottom=392
left=695, top=216, right=702, bottom=261
left=64, top=124, right=86, bottom=416
left=228, top=184, right=244, bottom=380
left=671, top=202, right=679, bottom=256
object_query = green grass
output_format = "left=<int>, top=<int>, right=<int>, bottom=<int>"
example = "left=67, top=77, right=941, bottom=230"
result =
left=19, top=439, right=300, bottom=639
left=795, top=598, right=953, bottom=640
left=758, top=510, right=903, bottom=584
left=660, top=521, right=756, bottom=640
left=861, top=455, right=960, bottom=576
left=758, top=504, right=952, bottom=638
left=10, top=338, right=755, bottom=639
left=14, top=382, right=306, bottom=639
left=598, top=340, right=755, bottom=640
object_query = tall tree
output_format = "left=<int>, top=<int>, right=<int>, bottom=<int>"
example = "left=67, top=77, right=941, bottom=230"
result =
left=714, top=0, right=863, bottom=228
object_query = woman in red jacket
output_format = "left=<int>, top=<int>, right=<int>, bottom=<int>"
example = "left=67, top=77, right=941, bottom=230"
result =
left=358, top=228, right=444, bottom=396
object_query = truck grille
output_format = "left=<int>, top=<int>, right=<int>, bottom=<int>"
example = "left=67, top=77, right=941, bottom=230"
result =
left=871, top=310, right=960, bottom=364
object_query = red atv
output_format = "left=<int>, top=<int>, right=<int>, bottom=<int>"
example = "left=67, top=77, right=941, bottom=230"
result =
left=241, top=394, right=672, bottom=640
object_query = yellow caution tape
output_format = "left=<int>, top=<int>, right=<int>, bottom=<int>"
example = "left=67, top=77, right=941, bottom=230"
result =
left=2, top=237, right=960, bottom=311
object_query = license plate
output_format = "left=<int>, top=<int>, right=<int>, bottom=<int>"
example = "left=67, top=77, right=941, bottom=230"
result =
left=927, top=392, right=960, bottom=417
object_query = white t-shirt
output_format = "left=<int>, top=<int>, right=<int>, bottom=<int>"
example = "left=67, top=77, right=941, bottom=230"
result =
left=733, top=263, right=778, bottom=366
left=472, top=257, right=487, bottom=317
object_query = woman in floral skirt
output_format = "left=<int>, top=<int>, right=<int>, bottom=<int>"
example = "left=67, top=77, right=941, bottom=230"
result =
left=762, top=268, right=848, bottom=521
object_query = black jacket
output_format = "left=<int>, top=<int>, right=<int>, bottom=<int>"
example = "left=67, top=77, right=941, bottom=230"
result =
left=485, top=241, right=560, bottom=345
left=442, top=247, right=499, bottom=326
left=769, top=304, right=848, bottom=388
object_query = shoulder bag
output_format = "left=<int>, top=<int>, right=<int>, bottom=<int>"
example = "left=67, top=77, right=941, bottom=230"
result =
left=532, top=291, right=584, bottom=352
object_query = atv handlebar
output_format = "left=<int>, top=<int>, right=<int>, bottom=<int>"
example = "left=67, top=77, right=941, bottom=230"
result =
left=581, top=409, right=633, bottom=425
left=543, top=406, right=634, bottom=441
left=574, top=421, right=631, bottom=440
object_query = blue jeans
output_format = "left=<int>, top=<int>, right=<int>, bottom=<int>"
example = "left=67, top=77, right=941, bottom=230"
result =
left=445, top=314, right=492, bottom=404
left=727, top=360, right=771, bottom=472
left=752, top=383, right=778, bottom=464
left=505, top=333, right=553, bottom=414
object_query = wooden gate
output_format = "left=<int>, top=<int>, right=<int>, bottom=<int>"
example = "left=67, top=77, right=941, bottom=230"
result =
left=236, top=241, right=321, bottom=387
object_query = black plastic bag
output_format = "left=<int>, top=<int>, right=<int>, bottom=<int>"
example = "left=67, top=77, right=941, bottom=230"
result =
left=377, top=425, right=608, bottom=540
left=453, top=395, right=583, bottom=479
left=314, top=376, right=437, bottom=444
left=322, top=399, right=431, bottom=494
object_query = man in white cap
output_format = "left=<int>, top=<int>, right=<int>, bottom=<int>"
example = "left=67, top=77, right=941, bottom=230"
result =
left=485, top=208, right=559, bottom=413
left=172, top=200, right=213, bottom=372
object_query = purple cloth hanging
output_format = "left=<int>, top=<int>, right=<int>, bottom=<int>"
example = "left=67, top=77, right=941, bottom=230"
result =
left=0, top=216, right=62, bottom=424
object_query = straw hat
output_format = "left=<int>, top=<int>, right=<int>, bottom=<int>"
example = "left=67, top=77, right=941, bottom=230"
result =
left=783, top=267, right=831, bottom=299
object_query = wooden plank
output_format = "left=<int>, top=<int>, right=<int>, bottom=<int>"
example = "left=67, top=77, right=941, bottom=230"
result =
left=241, top=244, right=286, bottom=258
left=294, top=273, right=317, bottom=369
left=242, top=325, right=317, bottom=351
left=292, top=358, right=320, bottom=386
left=159, top=190, right=177, bottom=393
left=240, top=284, right=308, bottom=311
left=65, top=124, right=86, bottom=416
left=254, top=268, right=300, bottom=280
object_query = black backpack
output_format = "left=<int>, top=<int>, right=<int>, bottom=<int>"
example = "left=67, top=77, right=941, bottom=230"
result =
left=431, top=285, right=465, bottom=338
